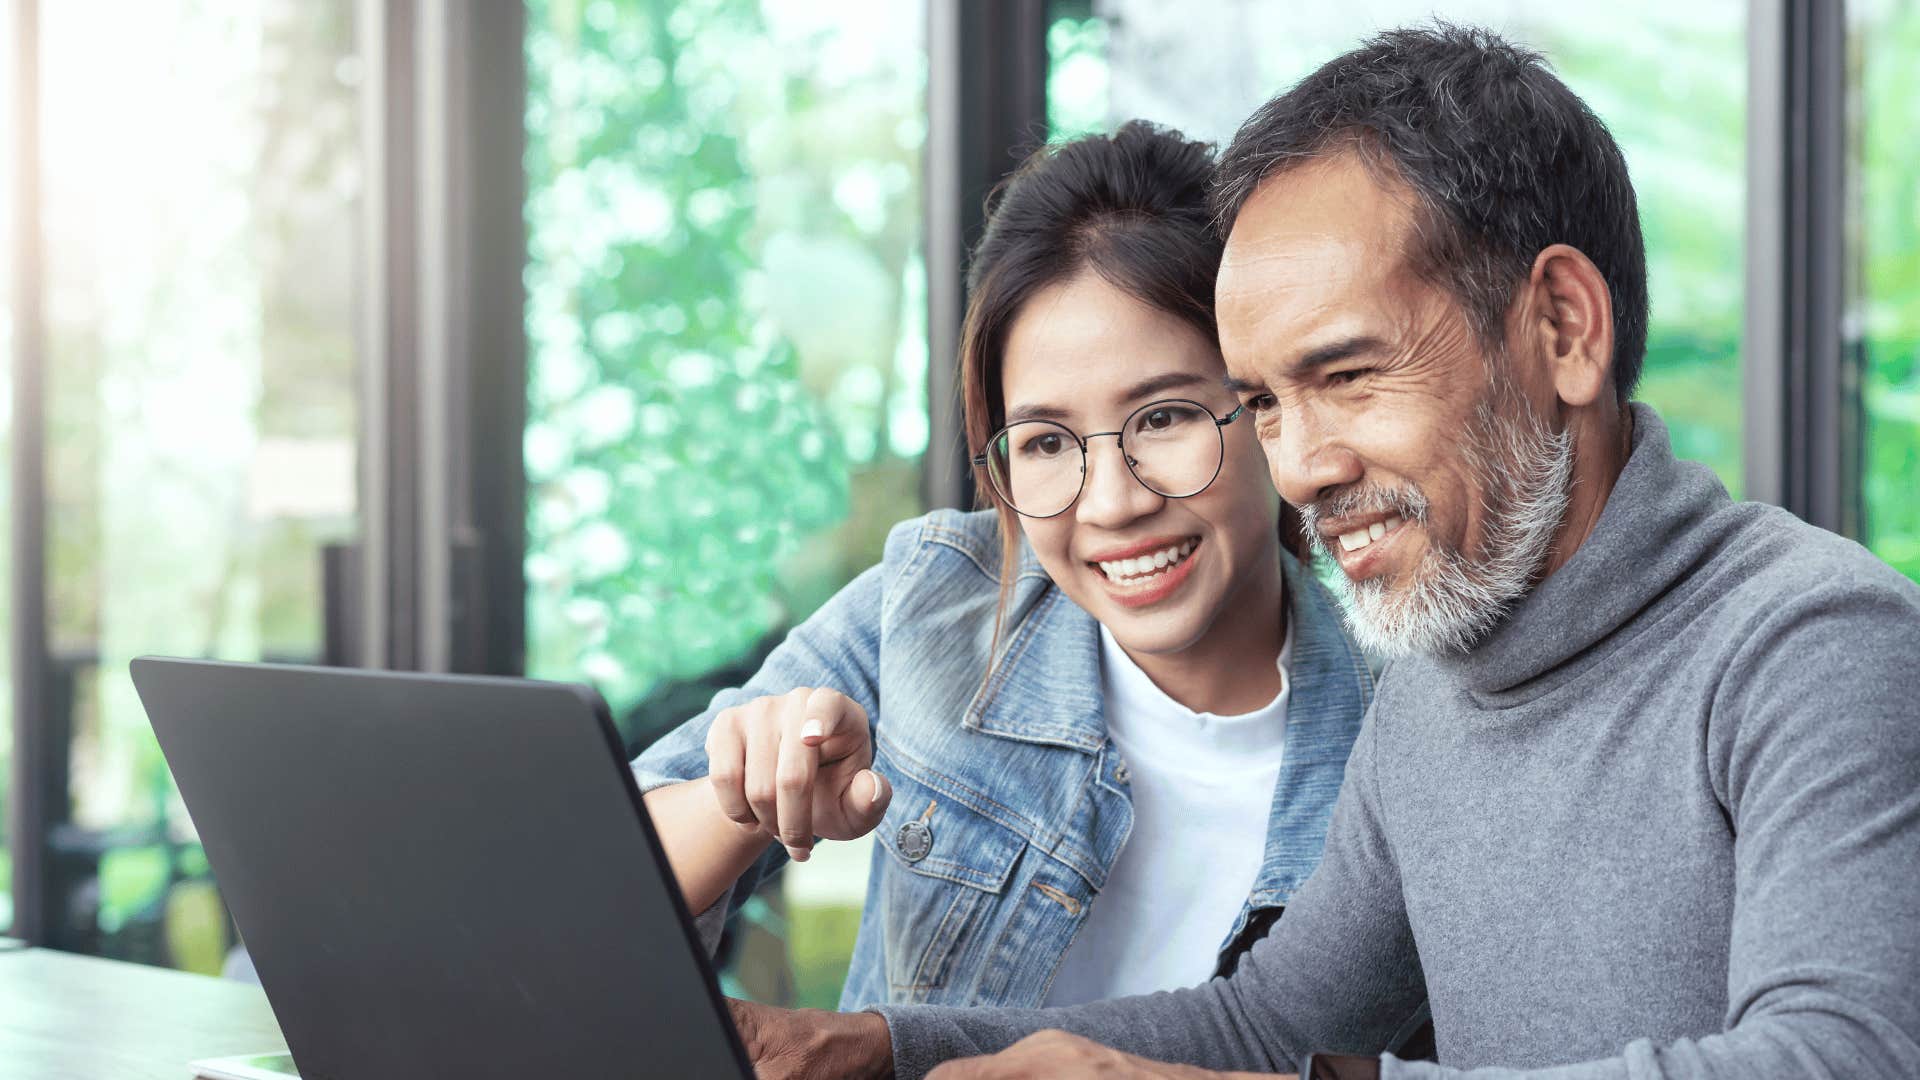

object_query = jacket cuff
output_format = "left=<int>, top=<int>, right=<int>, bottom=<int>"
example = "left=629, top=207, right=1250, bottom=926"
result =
left=688, top=882, right=735, bottom=956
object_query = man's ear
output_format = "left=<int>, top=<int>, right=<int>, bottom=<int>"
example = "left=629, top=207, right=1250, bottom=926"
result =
left=1524, top=243, right=1615, bottom=409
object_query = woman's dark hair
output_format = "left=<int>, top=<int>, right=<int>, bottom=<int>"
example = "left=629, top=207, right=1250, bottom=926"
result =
left=1211, top=24, right=1649, bottom=399
left=959, top=120, right=1306, bottom=671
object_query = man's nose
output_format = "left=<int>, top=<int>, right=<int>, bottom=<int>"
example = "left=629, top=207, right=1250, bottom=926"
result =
left=1265, top=408, right=1361, bottom=508
left=1075, top=435, right=1163, bottom=527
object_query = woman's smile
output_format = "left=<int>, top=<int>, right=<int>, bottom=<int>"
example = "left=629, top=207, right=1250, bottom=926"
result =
left=1087, top=535, right=1203, bottom=608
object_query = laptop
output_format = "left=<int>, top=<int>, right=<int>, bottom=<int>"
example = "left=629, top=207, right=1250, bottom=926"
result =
left=130, top=657, right=753, bottom=1080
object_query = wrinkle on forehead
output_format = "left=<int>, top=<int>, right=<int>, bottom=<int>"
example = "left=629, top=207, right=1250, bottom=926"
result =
left=1217, top=154, right=1475, bottom=390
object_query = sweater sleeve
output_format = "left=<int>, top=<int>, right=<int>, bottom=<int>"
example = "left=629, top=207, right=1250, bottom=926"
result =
left=1383, top=581, right=1920, bottom=1080
left=875, top=712, right=1428, bottom=1079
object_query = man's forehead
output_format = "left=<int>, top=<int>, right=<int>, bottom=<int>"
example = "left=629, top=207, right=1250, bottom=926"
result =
left=1217, top=154, right=1423, bottom=359
left=1221, top=154, right=1416, bottom=274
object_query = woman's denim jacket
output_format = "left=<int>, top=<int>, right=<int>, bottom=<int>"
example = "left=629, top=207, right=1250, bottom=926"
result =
left=631, top=508, right=1372, bottom=1010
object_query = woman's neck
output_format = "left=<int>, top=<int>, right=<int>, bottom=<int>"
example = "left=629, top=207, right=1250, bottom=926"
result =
left=1121, top=569, right=1289, bottom=716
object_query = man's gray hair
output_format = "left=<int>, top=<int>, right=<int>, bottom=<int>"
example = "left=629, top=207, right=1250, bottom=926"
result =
left=1210, top=24, right=1650, bottom=400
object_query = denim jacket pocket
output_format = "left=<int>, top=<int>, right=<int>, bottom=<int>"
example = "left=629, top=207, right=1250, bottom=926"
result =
left=873, top=750, right=1028, bottom=1000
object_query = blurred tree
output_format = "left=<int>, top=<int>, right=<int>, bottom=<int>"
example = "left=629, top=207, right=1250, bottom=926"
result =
left=1856, top=0, right=1920, bottom=581
left=525, top=0, right=852, bottom=723
left=525, top=0, right=929, bottom=1010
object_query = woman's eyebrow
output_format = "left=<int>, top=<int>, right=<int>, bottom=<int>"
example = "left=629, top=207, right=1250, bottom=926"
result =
left=1003, top=401, right=1074, bottom=424
left=1004, top=371, right=1212, bottom=425
left=1117, top=371, right=1210, bottom=402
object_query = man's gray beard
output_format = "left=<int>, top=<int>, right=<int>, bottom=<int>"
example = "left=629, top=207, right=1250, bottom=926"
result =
left=1301, top=392, right=1575, bottom=658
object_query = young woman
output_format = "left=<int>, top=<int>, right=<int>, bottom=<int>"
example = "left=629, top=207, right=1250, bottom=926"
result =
left=634, top=121, right=1373, bottom=1010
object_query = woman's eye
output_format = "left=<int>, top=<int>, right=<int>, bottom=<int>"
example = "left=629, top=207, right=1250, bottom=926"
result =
left=1025, top=434, right=1064, bottom=456
left=1143, top=409, right=1172, bottom=430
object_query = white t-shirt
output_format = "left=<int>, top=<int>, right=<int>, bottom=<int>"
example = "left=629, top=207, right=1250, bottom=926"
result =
left=1042, top=624, right=1293, bottom=1006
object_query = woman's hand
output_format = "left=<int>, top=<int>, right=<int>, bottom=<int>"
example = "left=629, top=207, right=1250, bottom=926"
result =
left=706, top=687, right=892, bottom=862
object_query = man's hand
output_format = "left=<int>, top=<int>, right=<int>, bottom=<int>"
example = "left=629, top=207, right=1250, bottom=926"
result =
left=926, top=1030, right=1295, bottom=1080
left=727, top=997, right=894, bottom=1080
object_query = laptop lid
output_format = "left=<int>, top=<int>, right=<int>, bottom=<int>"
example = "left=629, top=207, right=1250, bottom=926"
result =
left=131, top=657, right=752, bottom=1080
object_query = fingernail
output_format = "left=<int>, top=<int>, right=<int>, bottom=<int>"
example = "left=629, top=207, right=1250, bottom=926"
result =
left=800, top=719, right=823, bottom=740
left=786, top=845, right=810, bottom=863
left=869, top=772, right=884, bottom=806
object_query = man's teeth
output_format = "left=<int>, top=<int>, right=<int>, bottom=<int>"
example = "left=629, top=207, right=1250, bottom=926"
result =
left=1098, top=540, right=1197, bottom=584
left=1337, top=515, right=1405, bottom=553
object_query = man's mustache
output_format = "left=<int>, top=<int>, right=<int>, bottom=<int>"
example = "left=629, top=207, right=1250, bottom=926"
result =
left=1298, top=483, right=1432, bottom=539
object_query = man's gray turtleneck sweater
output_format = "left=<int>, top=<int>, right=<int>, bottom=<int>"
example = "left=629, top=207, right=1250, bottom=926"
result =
left=872, top=405, right=1920, bottom=1078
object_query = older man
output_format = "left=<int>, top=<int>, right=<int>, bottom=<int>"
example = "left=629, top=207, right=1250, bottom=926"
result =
left=734, top=25, right=1920, bottom=1080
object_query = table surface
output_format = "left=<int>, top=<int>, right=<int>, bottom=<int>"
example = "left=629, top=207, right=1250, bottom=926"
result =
left=0, top=946, right=287, bottom=1079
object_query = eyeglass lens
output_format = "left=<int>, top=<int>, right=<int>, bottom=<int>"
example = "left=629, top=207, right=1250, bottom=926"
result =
left=986, top=400, right=1225, bottom=517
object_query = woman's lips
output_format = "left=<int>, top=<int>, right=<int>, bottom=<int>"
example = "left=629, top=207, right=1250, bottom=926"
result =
left=1092, top=537, right=1202, bottom=609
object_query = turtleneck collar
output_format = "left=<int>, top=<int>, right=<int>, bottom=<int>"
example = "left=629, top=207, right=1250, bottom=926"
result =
left=1433, top=404, right=1735, bottom=700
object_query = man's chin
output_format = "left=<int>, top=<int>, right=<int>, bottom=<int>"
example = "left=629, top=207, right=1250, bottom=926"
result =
left=1331, top=562, right=1505, bottom=659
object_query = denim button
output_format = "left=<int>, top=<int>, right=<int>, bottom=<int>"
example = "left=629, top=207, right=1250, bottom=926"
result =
left=1114, top=760, right=1131, bottom=784
left=896, top=819, right=933, bottom=862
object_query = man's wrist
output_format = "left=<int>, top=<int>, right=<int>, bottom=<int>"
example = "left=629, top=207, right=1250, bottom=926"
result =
left=824, top=1008, right=893, bottom=1079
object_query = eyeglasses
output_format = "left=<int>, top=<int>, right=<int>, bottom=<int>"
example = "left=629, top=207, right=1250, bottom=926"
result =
left=973, top=398, right=1246, bottom=519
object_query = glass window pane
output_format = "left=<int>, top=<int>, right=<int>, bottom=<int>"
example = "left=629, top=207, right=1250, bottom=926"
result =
left=524, top=0, right=926, bottom=1007
left=1852, top=1, right=1920, bottom=583
left=1047, top=3, right=1747, bottom=494
left=38, top=2, right=361, bottom=968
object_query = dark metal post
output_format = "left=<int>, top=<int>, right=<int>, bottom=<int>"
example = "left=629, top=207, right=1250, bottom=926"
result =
left=923, top=0, right=1049, bottom=512
left=7, top=0, right=48, bottom=945
left=356, top=0, right=420, bottom=670
left=1746, top=0, right=1857, bottom=533
left=456, top=0, right=527, bottom=676
left=363, top=0, right=523, bottom=677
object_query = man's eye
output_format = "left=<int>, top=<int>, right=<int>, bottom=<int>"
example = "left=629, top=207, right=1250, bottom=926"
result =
left=1328, top=368, right=1372, bottom=386
left=1244, top=394, right=1278, bottom=413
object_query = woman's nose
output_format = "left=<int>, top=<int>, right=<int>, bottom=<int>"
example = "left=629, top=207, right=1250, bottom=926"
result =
left=1074, top=435, right=1163, bottom=527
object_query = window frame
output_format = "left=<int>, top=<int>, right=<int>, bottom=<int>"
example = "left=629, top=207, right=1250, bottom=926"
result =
left=1745, top=0, right=1860, bottom=533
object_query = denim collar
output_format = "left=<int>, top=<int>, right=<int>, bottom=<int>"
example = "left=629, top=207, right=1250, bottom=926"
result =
left=963, top=546, right=1371, bottom=764
left=962, top=542, right=1372, bottom=925
left=961, top=567, right=1108, bottom=752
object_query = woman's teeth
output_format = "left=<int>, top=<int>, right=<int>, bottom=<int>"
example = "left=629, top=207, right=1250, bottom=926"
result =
left=1098, top=540, right=1197, bottom=586
left=1338, top=515, right=1404, bottom=553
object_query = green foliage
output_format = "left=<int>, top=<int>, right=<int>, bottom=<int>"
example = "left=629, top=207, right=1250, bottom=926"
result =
left=525, top=0, right=851, bottom=710
left=98, top=846, right=171, bottom=934
left=789, top=902, right=866, bottom=1008
left=1047, top=15, right=1110, bottom=141
left=1857, top=1, right=1920, bottom=581
left=527, top=2, right=931, bottom=717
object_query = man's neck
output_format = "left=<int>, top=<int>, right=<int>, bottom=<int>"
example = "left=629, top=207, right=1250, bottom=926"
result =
left=1540, top=402, right=1634, bottom=580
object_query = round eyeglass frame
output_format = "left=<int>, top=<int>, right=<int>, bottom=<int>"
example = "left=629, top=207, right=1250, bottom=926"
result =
left=971, top=398, right=1247, bottom=519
